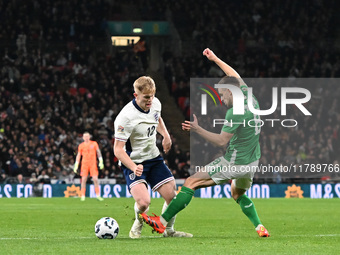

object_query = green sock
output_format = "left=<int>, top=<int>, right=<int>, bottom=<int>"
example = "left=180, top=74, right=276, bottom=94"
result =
left=162, top=186, right=194, bottom=222
left=236, top=194, right=261, bottom=227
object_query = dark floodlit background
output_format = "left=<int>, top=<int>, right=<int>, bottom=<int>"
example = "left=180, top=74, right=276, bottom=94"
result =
left=0, top=0, right=339, bottom=187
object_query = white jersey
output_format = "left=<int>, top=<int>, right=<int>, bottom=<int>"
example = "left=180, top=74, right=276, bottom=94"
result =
left=114, top=97, right=161, bottom=163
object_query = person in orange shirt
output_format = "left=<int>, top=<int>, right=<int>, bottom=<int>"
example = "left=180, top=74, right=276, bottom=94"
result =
left=73, top=132, right=104, bottom=201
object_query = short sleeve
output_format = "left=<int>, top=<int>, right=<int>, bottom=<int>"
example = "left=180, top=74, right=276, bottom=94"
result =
left=94, top=141, right=99, bottom=150
left=221, top=108, right=244, bottom=134
left=114, top=115, right=134, bottom=142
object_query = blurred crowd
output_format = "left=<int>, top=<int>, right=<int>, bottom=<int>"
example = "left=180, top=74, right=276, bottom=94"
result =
left=0, top=0, right=339, bottom=185
left=0, top=0, right=190, bottom=185
left=137, top=0, right=340, bottom=181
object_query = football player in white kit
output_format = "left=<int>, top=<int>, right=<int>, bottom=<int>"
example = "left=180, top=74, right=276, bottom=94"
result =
left=114, top=76, right=192, bottom=238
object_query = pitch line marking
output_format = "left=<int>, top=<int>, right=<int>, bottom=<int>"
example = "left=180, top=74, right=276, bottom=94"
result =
left=0, top=236, right=163, bottom=240
left=0, top=237, right=93, bottom=240
left=281, top=234, right=340, bottom=237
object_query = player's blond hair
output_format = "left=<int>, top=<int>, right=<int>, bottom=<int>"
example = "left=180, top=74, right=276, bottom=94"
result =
left=133, top=76, right=156, bottom=94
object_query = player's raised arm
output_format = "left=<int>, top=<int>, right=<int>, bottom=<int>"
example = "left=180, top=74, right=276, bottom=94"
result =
left=156, top=116, right=172, bottom=154
left=203, top=48, right=241, bottom=78
left=113, top=140, right=143, bottom=176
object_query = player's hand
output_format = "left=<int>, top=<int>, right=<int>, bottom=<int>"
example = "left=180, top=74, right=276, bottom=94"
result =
left=182, top=114, right=199, bottom=132
left=203, top=48, right=218, bottom=62
left=182, top=121, right=190, bottom=131
left=162, top=136, right=172, bottom=154
left=73, top=162, right=79, bottom=173
left=134, top=164, right=143, bottom=177
left=99, top=161, right=104, bottom=170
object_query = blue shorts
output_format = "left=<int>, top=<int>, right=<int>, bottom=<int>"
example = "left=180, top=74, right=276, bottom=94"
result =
left=122, top=155, right=174, bottom=192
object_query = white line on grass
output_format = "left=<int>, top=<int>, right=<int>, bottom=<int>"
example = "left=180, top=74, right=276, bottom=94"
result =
left=0, top=237, right=93, bottom=240
left=281, top=234, right=340, bottom=237
left=315, top=234, right=340, bottom=237
left=3, top=234, right=338, bottom=240
left=0, top=236, right=162, bottom=240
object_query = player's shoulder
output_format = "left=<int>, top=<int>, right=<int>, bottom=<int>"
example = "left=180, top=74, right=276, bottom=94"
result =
left=91, top=140, right=98, bottom=145
left=78, top=142, right=85, bottom=150
left=120, top=101, right=134, bottom=113
left=152, top=97, right=161, bottom=110
left=115, top=101, right=134, bottom=120
left=226, top=107, right=245, bottom=120
left=153, top=96, right=161, bottom=104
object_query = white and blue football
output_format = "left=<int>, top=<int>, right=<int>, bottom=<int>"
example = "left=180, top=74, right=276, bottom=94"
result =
left=95, top=217, right=119, bottom=239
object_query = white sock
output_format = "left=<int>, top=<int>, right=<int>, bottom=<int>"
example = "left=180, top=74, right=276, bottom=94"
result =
left=162, top=202, right=175, bottom=230
left=134, top=202, right=149, bottom=223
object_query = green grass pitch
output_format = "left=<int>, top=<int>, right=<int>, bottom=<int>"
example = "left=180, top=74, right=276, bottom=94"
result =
left=0, top=197, right=339, bottom=254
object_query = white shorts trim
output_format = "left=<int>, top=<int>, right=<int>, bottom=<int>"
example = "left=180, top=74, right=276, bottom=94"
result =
left=129, top=179, right=148, bottom=190
left=152, top=177, right=175, bottom=192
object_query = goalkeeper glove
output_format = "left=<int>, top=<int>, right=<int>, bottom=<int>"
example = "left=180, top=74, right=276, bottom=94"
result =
left=99, top=158, right=104, bottom=170
left=73, top=162, right=79, bottom=173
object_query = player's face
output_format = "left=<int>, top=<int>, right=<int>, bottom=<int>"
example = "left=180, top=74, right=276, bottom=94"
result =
left=218, top=88, right=232, bottom=107
left=83, top=133, right=90, bottom=142
left=134, top=91, right=155, bottom=111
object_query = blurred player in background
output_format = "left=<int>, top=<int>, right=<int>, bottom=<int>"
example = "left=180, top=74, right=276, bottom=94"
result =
left=74, top=132, right=104, bottom=201
left=141, top=48, right=270, bottom=237
left=114, top=76, right=192, bottom=239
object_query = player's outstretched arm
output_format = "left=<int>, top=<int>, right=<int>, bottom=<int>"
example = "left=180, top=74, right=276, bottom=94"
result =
left=113, top=140, right=143, bottom=176
left=183, top=114, right=233, bottom=147
left=203, top=48, right=241, bottom=78
left=156, top=116, right=172, bottom=154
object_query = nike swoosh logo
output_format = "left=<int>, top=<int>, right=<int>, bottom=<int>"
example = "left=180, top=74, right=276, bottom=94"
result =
left=244, top=203, right=253, bottom=208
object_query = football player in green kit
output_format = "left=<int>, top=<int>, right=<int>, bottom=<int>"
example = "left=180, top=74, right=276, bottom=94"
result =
left=141, top=48, right=270, bottom=237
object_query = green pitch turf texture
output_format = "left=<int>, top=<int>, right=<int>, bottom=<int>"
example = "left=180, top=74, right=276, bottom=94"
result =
left=0, top=198, right=339, bottom=254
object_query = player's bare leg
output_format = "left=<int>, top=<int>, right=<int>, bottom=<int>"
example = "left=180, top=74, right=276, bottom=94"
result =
left=157, top=180, right=193, bottom=238
left=129, top=183, right=150, bottom=238
left=231, top=181, right=270, bottom=237
left=92, top=175, right=104, bottom=201
left=80, top=175, right=88, bottom=201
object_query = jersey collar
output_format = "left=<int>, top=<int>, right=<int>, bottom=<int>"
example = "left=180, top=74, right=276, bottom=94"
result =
left=132, top=99, right=150, bottom=114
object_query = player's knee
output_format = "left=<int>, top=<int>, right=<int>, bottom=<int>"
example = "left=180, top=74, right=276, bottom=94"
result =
left=231, top=188, right=246, bottom=201
left=136, top=198, right=150, bottom=211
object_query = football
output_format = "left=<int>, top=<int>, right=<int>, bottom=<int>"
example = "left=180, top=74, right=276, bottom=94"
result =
left=94, top=217, right=119, bottom=239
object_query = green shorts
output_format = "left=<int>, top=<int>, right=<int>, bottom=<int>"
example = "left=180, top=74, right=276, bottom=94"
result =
left=205, top=156, right=259, bottom=190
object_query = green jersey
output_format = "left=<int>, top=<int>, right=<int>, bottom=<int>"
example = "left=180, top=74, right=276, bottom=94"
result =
left=222, top=85, right=261, bottom=165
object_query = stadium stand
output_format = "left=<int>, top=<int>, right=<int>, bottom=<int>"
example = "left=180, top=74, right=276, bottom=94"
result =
left=0, top=0, right=339, bottom=185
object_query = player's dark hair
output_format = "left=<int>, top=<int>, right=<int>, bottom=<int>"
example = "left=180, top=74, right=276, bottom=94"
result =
left=218, top=76, right=246, bottom=88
